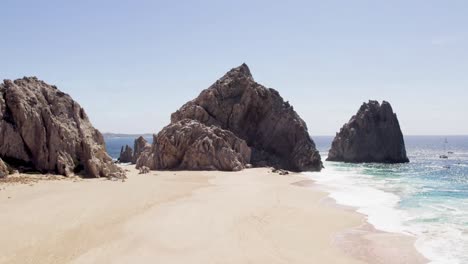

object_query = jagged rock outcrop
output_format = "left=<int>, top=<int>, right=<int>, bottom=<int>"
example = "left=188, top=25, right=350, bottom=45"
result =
left=0, top=158, right=9, bottom=178
left=0, top=77, right=125, bottom=178
left=169, top=63, right=322, bottom=172
left=132, top=136, right=150, bottom=164
left=118, top=145, right=133, bottom=163
left=327, top=100, right=409, bottom=163
left=136, top=119, right=251, bottom=171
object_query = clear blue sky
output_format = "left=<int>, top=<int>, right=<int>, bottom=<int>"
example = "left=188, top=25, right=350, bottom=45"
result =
left=1, top=0, right=467, bottom=135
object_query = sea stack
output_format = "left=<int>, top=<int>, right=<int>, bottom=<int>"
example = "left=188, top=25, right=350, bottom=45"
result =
left=0, top=77, right=125, bottom=178
left=118, top=145, right=133, bottom=163
left=327, top=100, right=409, bottom=163
left=137, top=64, right=322, bottom=172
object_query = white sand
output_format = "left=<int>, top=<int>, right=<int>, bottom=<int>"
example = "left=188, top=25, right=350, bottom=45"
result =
left=0, top=166, right=424, bottom=264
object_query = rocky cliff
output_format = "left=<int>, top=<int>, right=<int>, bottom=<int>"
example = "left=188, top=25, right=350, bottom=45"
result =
left=169, top=64, right=322, bottom=171
left=327, top=100, right=409, bottom=163
left=0, top=77, right=125, bottom=178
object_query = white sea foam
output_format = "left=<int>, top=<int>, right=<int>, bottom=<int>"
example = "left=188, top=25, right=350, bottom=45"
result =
left=304, top=164, right=410, bottom=235
left=303, top=161, right=468, bottom=264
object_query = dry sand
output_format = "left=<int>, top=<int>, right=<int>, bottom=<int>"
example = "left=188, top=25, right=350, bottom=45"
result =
left=0, top=166, right=425, bottom=264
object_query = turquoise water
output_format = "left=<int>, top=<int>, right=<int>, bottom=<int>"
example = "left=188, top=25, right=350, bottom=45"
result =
left=308, top=136, right=468, bottom=264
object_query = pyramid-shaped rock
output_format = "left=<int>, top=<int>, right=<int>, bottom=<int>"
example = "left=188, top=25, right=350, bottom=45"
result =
left=165, top=64, right=323, bottom=171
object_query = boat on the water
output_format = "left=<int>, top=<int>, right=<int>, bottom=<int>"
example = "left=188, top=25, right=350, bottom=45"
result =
left=439, top=138, right=449, bottom=159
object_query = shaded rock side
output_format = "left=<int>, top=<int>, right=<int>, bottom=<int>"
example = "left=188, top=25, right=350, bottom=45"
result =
left=118, top=145, right=133, bottom=163
left=327, top=100, right=409, bottom=163
left=0, top=77, right=125, bottom=178
left=132, top=136, right=150, bottom=164
left=136, top=119, right=251, bottom=171
left=170, top=64, right=322, bottom=172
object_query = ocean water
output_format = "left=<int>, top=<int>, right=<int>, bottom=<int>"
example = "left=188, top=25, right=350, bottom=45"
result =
left=104, top=136, right=153, bottom=159
left=307, top=136, right=468, bottom=264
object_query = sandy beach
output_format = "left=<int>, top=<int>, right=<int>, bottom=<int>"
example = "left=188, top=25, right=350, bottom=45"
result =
left=0, top=166, right=425, bottom=264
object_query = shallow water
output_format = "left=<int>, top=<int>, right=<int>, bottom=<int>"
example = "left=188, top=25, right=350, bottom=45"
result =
left=307, top=136, right=468, bottom=264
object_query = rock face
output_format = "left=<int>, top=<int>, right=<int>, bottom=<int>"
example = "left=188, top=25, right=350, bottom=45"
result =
left=118, top=145, right=133, bottom=163
left=0, top=77, right=125, bottom=178
left=132, top=136, right=150, bottom=164
left=0, top=158, right=9, bottom=178
left=169, top=64, right=322, bottom=171
left=327, top=100, right=409, bottom=163
left=136, top=119, right=251, bottom=171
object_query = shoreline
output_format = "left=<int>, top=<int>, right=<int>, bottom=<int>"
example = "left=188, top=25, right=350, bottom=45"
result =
left=292, top=179, right=428, bottom=264
left=0, top=166, right=425, bottom=263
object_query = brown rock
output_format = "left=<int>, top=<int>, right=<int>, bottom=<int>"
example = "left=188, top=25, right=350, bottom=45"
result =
left=138, top=166, right=150, bottom=174
left=0, top=158, right=8, bottom=178
left=327, top=100, right=409, bottom=163
left=0, top=77, right=125, bottom=178
left=118, top=145, right=133, bottom=163
left=136, top=119, right=251, bottom=171
left=171, top=64, right=322, bottom=172
left=133, top=136, right=150, bottom=164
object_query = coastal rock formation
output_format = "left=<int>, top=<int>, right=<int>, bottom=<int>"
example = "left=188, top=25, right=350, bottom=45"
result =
left=136, top=119, right=251, bottom=171
left=132, top=136, right=150, bottom=164
left=118, top=145, right=133, bottom=163
left=0, top=77, right=125, bottom=178
left=327, top=100, right=409, bottom=163
left=170, top=64, right=322, bottom=171
left=0, top=158, right=9, bottom=178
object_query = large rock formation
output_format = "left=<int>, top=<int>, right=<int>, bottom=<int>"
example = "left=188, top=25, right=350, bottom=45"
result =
left=169, top=63, right=322, bottom=171
left=136, top=119, right=251, bottom=171
left=132, top=136, right=150, bottom=164
left=0, top=77, right=125, bottom=178
left=327, top=100, right=409, bottom=163
left=118, top=145, right=133, bottom=163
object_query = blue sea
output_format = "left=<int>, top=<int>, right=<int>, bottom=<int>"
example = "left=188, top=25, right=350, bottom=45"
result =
left=104, top=135, right=468, bottom=263
left=307, top=136, right=468, bottom=264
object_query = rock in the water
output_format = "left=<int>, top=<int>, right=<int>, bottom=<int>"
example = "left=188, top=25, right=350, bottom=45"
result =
left=133, top=136, right=150, bottom=164
left=118, top=145, right=133, bottom=163
left=0, top=158, right=9, bottom=178
left=136, top=119, right=251, bottom=171
left=327, top=100, right=409, bottom=163
left=0, top=77, right=125, bottom=178
left=170, top=64, right=322, bottom=172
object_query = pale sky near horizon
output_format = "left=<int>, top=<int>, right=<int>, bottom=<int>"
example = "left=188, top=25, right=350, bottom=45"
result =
left=1, top=0, right=467, bottom=135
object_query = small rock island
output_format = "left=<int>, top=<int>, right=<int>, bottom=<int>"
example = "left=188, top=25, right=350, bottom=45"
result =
left=136, top=64, right=323, bottom=172
left=118, top=145, right=133, bottom=163
left=327, top=100, right=409, bottom=163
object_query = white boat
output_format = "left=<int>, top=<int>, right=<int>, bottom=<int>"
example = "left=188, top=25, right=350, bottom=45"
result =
left=439, top=138, right=449, bottom=159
